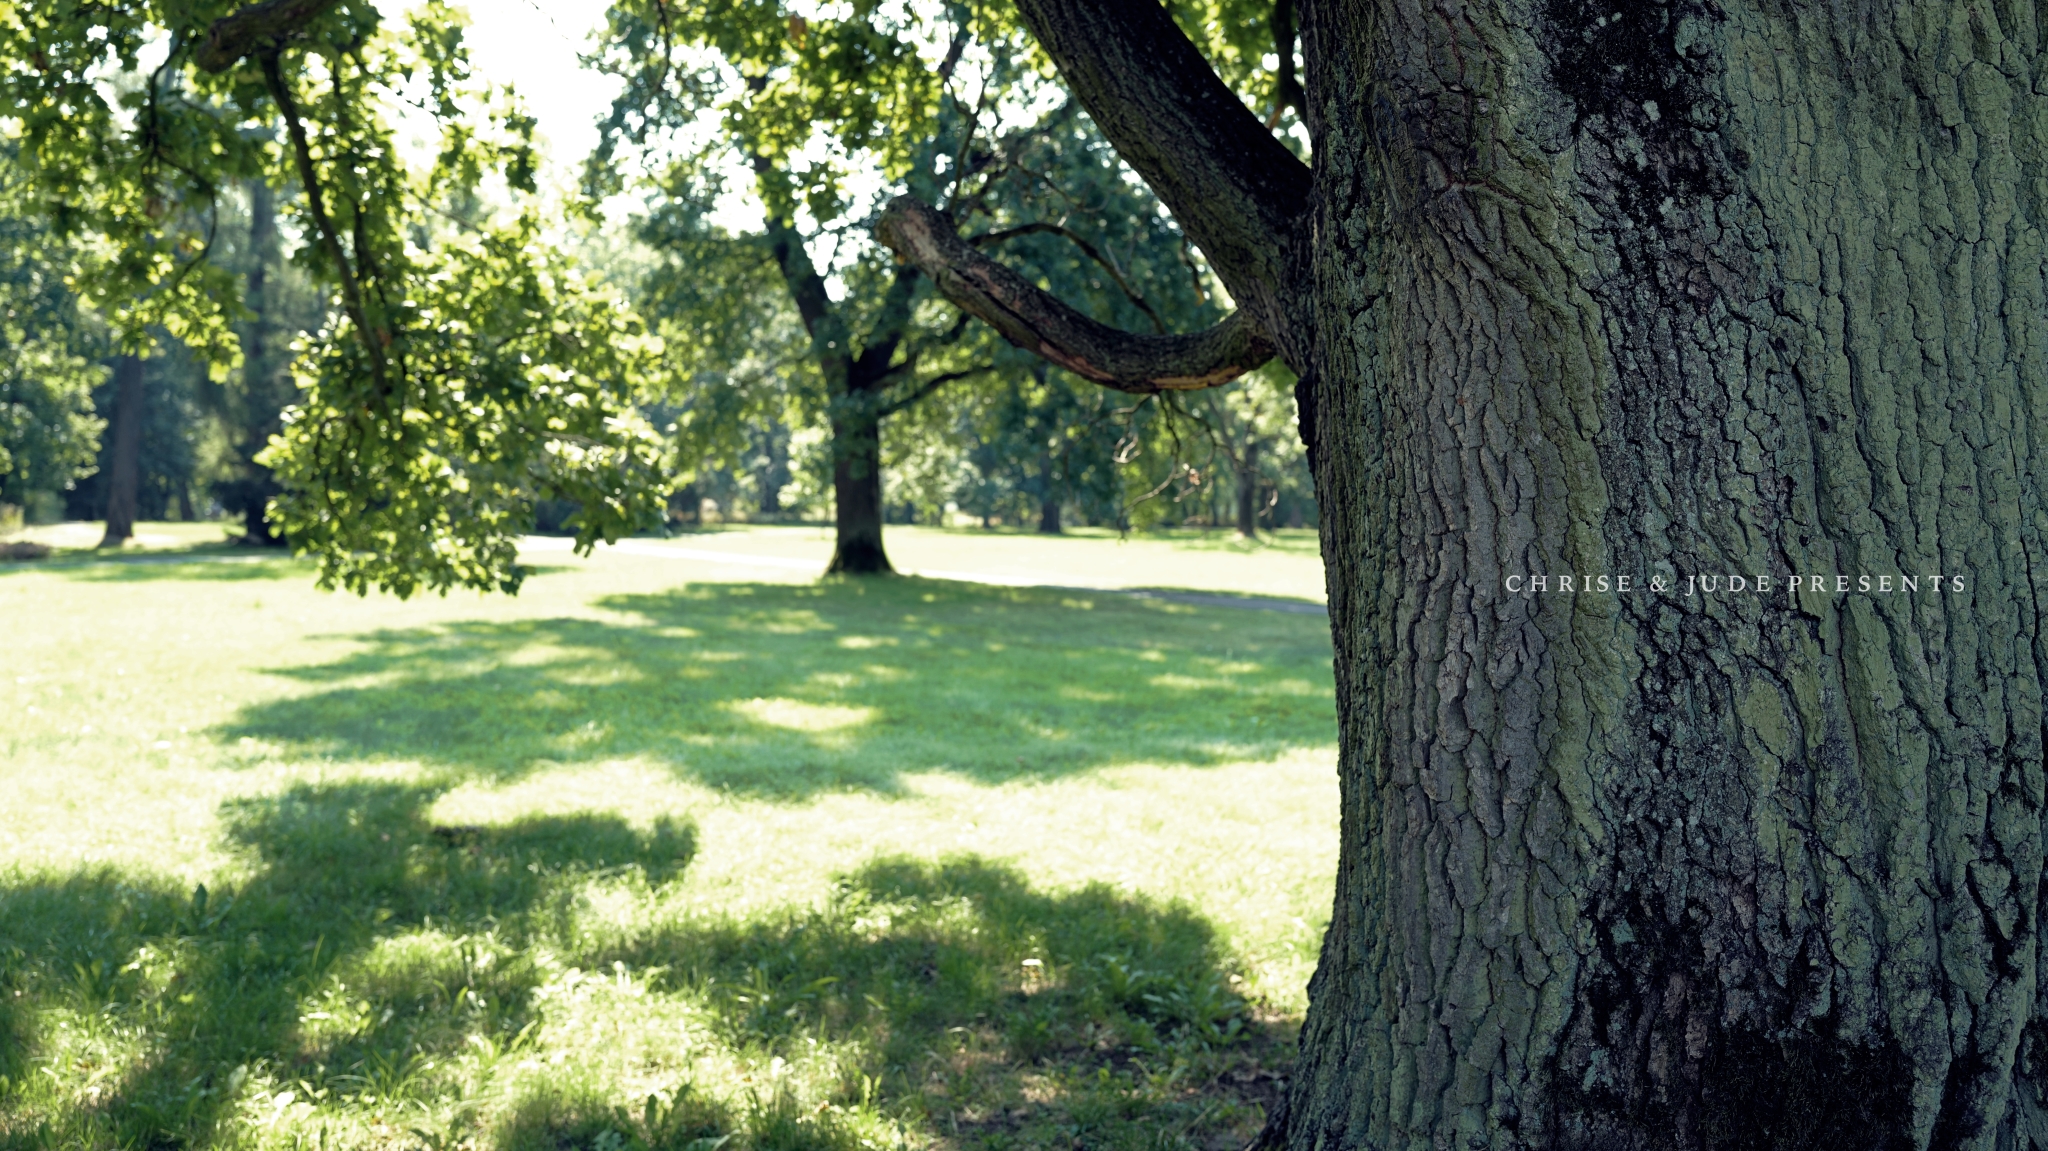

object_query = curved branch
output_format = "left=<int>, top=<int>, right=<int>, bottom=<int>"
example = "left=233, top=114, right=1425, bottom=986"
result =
left=196, top=0, right=340, bottom=73
left=877, top=197, right=1271, bottom=394
left=1010, top=0, right=1308, bottom=314
left=260, top=51, right=388, bottom=396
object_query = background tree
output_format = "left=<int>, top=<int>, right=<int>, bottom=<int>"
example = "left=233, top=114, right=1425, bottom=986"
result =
left=0, top=184, right=105, bottom=527
left=592, top=0, right=1221, bottom=568
left=214, top=177, right=319, bottom=545
left=947, top=363, right=1129, bottom=533
left=5, top=0, right=667, bottom=592
left=878, top=0, right=2048, bottom=1146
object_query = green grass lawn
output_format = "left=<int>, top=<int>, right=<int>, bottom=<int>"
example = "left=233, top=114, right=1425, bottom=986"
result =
left=0, top=525, right=1336, bottom=1151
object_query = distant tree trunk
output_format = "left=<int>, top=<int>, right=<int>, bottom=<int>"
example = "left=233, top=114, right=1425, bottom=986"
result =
left=97, top=354, right=144, bottom=548
left=176, top=483, right=195, bottom=522
left=668, top=482, right=700, bottom=525
left=1235, top=438, right=1260, bottom=538
left=237, top=179, right=286, bottom=546
left=757, top=421, right=787, bottom=517
left=1038, top=456, right=1062, bottom=534
left=826, top=389, right=890, bottom=573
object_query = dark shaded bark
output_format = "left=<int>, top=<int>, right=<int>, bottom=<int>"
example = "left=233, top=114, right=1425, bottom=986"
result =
left=1266, top=0, right=1305, bottom=126
left=96, top=354, right=144, bottom=548
left=827, top=392, right=890, bottom=574
left=1281, top=1, right=2048, bottom=1147
left=916, top=0, right=2048, bottom=1147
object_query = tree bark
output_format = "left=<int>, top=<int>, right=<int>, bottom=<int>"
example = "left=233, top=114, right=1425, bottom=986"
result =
left=1237, top=437, right=1260, bottom=539
left=1270, top=1, right=2048, bottom=1148
left=97, top=354, right=145, bottom=548
left=826, top=390, right=890, bottom=573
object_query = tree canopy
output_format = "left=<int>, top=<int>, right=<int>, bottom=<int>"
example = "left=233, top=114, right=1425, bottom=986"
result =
left=2, top=0, right=667, bottom=593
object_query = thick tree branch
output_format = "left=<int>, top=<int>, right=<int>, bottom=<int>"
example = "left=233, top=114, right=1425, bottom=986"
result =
left=196, top=0, right=339, bottom=73
left=877, top=196, right=1272, bottom=393
left=1010, top=0, right=1309, bottom=318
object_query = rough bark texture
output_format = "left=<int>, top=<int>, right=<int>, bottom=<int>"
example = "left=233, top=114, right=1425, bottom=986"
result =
left=1278, top=0, right=2048, bottom=1147
left=97, top=354, right=144, bottom=549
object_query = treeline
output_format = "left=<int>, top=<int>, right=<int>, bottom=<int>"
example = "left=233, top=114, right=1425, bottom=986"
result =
left=0, top=1, right=1312, bottom=593
left=4, top=182, right=1308, bottom=551
left=0, top=177, right=317, bottom=544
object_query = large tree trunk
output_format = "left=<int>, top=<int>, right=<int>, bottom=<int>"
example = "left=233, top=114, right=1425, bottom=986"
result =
left=826, top=391, right=891, bottom=574
left=1277, top=2, right=2048, bottom=1148
left=97, top=354, right=145, bottom=548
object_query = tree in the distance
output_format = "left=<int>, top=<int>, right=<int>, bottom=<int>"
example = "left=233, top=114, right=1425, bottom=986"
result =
left=878, top=0, right=2048, bottom=1146
left=6, top=0, right=668, bottom=594
left=0, top=186, right=105, bottom=526
left=592, top=1, right=1218, bottom=571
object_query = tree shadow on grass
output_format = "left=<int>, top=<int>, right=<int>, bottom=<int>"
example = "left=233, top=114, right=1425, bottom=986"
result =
left=483, top=855, right=1293, bottom=1151
left=219, top=577, right=1335, bottom=797
left=0, top=780, right=694, bottom=1150
left=0, top=797, right=1288, bottom=1151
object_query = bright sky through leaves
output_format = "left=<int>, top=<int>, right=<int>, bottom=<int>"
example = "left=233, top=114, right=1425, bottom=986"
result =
left=383, top=0, right=622, bottom=189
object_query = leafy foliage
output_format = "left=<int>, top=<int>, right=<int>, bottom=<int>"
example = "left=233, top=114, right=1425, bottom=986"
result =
left=3, top=1, right=666, bottom=590
left=266, top=217, right=667, bottom=596
left=0, top=185, right=104, bottom=510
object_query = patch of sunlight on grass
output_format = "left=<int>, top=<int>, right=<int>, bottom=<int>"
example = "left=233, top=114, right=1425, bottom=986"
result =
left=728, top=697, right=878, bottom=733
left=0, top=539, right=1334, bottom=1150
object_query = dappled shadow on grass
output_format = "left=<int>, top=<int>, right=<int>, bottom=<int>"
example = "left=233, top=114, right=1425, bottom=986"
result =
left=219, top=577, right=1334, bottom=797
left=0, top=781, right=693, bottom=1151
left=0, top=796, right=1288, bottom=1151
left=438, top=856, right=1293, bottom=1151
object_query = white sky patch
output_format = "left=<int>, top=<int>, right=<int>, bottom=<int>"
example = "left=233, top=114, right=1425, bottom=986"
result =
left=376, top=0, right=621, bottom=192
